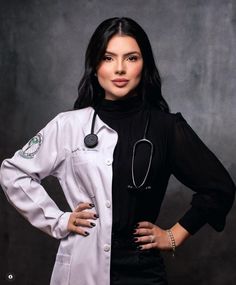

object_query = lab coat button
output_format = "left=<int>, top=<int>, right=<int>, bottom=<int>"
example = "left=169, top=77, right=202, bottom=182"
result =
left=106, top=159, right=112, bottom=166
left=104, top=244, right=111, bottom=252
left=105, top=200, right=111, bottom=208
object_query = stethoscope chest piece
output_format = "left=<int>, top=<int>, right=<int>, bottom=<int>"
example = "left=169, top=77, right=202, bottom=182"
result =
left=84, top=108, right=99, bottom=148
left=84, top=134, right=98, bottom=148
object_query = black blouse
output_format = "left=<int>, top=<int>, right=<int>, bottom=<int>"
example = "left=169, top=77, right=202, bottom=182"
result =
left=97, top=94, right=235, bottom=235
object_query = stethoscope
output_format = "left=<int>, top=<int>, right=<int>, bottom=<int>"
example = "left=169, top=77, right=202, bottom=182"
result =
left=84, top=106, right=154, bottom=192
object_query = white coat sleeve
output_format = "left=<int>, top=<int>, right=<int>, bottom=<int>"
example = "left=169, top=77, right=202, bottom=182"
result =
left=0, top=113, right=71, bottom=239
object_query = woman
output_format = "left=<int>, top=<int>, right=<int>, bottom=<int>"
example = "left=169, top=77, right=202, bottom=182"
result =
left=0, top=17, right=235, bottom=285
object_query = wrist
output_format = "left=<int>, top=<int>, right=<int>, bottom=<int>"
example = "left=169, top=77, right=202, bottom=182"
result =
left=170, top=222, right=191, bottom=247
left=166, top=229, right=176, bottom=257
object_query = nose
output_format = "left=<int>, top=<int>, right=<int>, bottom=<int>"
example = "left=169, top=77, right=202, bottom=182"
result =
left=115, top=58, right=126, bottom=75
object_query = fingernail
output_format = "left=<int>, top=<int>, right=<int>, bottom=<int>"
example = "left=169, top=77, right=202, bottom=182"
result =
left=90, top=222, right=96, bottom=227
left=94, top=214, right=99, bottom=218
left=137, top=245, right=142, bottom=250
left=84, top=231, right=90, bottom=236
left=89, top=203, right=95, bottom=208
left=135, top=223, right=140, bottom=228
left=133, top=237, right=138, bottom=242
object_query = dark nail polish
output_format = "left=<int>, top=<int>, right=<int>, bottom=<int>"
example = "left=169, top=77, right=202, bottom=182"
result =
left=84, top=231, right=90, bottom=236
left=90, top=222, right=96, bottom=227
left=89, top=203, right=95, bottom=208
left=135, top=223, right=140, bottom=228
left=137, top=245, right=142, bottom=250
left=94, top=214, right=99, bottom=218
left=133, top=237, right=138, bottom=242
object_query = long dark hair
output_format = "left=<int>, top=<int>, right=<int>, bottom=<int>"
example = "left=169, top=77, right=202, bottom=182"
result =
left=74, top=17, right=170, bottom=113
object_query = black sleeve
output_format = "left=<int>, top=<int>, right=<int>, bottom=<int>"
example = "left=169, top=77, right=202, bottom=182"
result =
left=168, top=112, right=235, bottom=235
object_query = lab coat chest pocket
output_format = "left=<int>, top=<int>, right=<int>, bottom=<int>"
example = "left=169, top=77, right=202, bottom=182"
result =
left=71, top=148, right=99, bottom=198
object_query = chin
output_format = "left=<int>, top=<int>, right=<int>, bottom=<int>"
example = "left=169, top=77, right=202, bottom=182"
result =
left=106, top=89, right=137, bottom=100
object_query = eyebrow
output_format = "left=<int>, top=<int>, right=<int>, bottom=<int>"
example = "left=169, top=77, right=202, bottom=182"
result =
left=105, top=50, right=141, bottom=56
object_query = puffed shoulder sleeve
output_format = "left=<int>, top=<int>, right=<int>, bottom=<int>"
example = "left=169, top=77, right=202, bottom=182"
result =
left=0, top=113, right=71, bottom=239
left=168, top=112, right=236, bottom=235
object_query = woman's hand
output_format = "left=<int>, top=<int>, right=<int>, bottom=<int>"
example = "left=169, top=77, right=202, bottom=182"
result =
left=67, top=202, right=99, bottom=236
left=133, top=221, right=190, bottom=251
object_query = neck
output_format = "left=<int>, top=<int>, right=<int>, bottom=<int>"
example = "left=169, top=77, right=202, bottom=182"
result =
left=104, top=90, right=138, bottom=101
left=97, top=92, right=144, bottom=119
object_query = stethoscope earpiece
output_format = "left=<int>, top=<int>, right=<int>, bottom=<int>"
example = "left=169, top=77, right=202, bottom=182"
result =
left=127, top=185, right=152, bottom=191
left=84, top=134, right=98, bottom=148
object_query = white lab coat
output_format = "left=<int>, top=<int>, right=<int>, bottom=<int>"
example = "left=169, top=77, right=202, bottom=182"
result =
left=0, top=107, right=119, bottom=285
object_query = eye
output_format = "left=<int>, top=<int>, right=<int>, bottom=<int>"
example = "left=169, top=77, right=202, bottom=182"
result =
left=127, top=55, right=139, bottom=62
left=102, top=55, right=113, bottom=62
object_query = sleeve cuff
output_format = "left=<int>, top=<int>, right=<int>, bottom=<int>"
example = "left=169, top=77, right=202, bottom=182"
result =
left=178, top=207, right=207, bottom=235
left=53, top=211, right=71, bottom=239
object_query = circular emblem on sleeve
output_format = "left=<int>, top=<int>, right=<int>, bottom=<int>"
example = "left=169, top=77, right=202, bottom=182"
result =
left=19, top=133, right=43, bottom=159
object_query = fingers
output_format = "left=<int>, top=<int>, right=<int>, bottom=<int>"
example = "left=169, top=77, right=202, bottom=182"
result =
left=133, top=221, right=154, bottom=236
left=133, top=222, right=155, bottom=250
left=134, top=222, right=171, bottom=251
left=68, top=216, right=97, bottom=236
left=73, top=216, right=97, bottom=227
left=74, top=202, right=95, bottom=212
left=133, top=221, right=161, bottom=250
left=134, top=227, right=151, bottom=236
left=135, top=234, right=155, bottom=245
left=67, top=202, right=99, bottom=237
left=74, top=211, right=98, bottom=220
left=70, top=224, right=91, bottom=237
left=138, top=242, right=155, bottom=250
left=134, top=234, right=156, bottom=250
left=137, top=221, right=154, bottom=228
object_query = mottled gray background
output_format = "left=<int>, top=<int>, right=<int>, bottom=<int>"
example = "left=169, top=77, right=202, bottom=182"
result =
left=0, top=0, right=236, bottom=284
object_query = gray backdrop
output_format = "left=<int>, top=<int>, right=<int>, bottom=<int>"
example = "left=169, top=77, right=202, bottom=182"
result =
left=0, top=0, right=236, bottom=284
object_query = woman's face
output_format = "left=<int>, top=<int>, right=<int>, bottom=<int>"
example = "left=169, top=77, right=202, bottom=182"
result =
left=96, top=35, right=143, bottom=100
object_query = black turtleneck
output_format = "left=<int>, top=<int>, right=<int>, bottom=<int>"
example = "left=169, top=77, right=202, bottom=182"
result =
left=97, top=95, right=150, bottom=235
left=96, top=94, right=235, bottom=236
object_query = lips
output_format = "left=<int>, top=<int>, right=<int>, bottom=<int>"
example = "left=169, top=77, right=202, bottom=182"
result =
left=111, top=78, right=129, bottom=87
left=112, top=78, right=129, bottom=82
